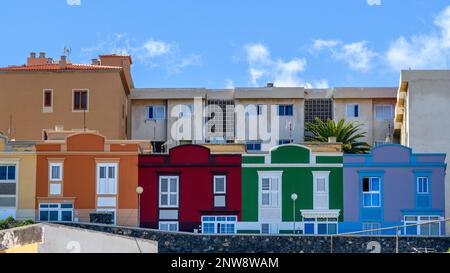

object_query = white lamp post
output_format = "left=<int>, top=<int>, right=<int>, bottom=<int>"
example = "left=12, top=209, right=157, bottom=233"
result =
left=136, top=186, right=144, bottom=227
left=291, top=193, right=298, bottom=234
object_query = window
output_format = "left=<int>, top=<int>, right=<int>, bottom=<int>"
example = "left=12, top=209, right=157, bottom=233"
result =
left=346, top=104, right=359, bottom=118
left=278, top=105, right=294, bottom=116
left=0, top=165, right=17, bottom=208
left=246, top=141, right=262, bottom=151
left=278, top=140, right=291, bottom=145
left=257, top=104, right=263, bottom=115
left=303, top=217, right=338, bottom=235
left=159, top=176, right=179, bottom=208
left=375, top=105, right=393, bottom=120
left=213, top=176, right=226, bottom=207
left=73, top=90, right=88, bottom=111
left=201, top=216, right=237, bottom=234
left=49, top=163, right=62, bottom=181
left=417, top=177, right=429, bottom=194
left=363, top=222, right=381, bottom=235
left=151, top=141, right=166, bottom=153
left=404, top=215, right=441, bottom=236
left=39, top=203, right=73, bottom=222
left=159, top=221, right=179, bottom=232
left=43, top=89, right=53, bottom=112
left=362, top=177, right=381, bottom=207
left=261, top=177, right=279, bottom=208
left=148, top=105, right=166, bottom=120
left=97, top=163, right=117, bottom=195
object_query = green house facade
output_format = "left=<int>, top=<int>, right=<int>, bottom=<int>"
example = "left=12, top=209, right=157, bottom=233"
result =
left=237, top=144, right=343, bottom=234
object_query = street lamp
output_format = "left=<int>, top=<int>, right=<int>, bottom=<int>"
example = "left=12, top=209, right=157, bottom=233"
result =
left=291, top=193, right=298, bottom=234
left=136, top=186, right=144, bottom=227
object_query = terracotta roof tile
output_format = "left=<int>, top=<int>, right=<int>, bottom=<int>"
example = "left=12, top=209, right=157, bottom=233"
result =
left=0, top=63, right=123, bottom=72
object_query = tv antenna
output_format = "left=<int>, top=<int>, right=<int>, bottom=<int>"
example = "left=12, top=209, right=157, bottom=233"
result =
left=63, top=46, right=72, bottom=59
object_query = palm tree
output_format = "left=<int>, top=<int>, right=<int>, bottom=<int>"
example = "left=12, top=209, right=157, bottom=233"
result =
left=305, top=117, right=370, bottom=154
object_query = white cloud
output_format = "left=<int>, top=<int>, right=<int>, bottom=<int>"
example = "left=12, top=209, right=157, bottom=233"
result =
left=311, top=39, right=376, bottom=72
left=366, top=0, right=381, bottom=6
left=66, top=0, right=81, bottom=6
left=244, top=43, right=313, bottom=87
left=224, top=79, right=235, bottom=89
left=386, top=6, right=450, bottom=70
left=305, top=79, right=329, bottom=89
left=82, top=34, right=201, bottom=74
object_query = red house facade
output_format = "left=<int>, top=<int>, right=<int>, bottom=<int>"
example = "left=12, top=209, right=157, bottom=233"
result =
left=139, top=145, right=242, bottom=233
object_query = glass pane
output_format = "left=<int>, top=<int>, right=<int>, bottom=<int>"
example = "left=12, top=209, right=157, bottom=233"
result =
left=49, top=211, right=59, bottom=221
left=170, top=179, right=178, bottom=193
left=7, top=166, right=15, bottom=180
left=372, top=194, right=380, bottom=206
left=160, top=223, right=168, bottom=231
left=318, top=224, right=327, bottom=234
left=100, top=167, right=106, bottom=179
left=214, top=196, right=226, bottom=207
left=430, top=223, right=440, bottom=236
left=160, top=179, right=168, bottom=192
left=61, top=211, right=72, bottom=222
left=155, top=106, right=165, bottom=119
left=261, top=224, right=270, bottom=234
left=51, top=166, right=60, bottom=180
left=363, top=193, right=371, bottom=206
left=262, top=179, right=270, bottom=190
left=362, top=178, right=370, bottom=192
left=304, top=223, right=315, bottom=234
left=405, top=225, right=417, bottom=235
left=317, top=178, right=326, bottom=192
left=169, top=224, right=178, bottom=232
left=39, top=211, right=49, bottom=221
left=61, top=204, right=73, bottom=209
left=328, top=224, right=337, bottom=234
left=371, top=179, right=380, bottom=191
left=169, top=194, right=177, bottom=205
left=0, top=183, right=16, bottom=195
left=214, top=177, right=225, bottom=192
left=261, top=193, right=270, bottom=205
left=271, top=179, right=278, bottom=191
left=0, top=166, right=6, bottom=180
left=405, top=216, right=417, bottom=221
left=160, top=194, right=168, bottom=206
left=0, top=197, right=16, bottom=207
left=108, top=167, right=115, bottom=179
left=420, top=224, right=430, bottom=235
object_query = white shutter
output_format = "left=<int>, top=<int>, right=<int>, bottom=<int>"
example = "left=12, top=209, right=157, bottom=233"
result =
left=313, top=172, right=330, bottom=210
left=271, top=178, right=279, bottom=207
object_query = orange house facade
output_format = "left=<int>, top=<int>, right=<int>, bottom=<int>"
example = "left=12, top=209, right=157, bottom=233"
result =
left=35, top=131, right=147, bottom=227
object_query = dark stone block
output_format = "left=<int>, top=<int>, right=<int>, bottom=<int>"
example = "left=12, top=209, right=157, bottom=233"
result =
left=89, top=212, right=114, bottom=225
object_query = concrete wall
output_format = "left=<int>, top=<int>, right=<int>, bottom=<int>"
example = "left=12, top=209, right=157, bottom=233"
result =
left=38, top=224, right=157, bottom=253
left=398, top=72, right=450, bottom=234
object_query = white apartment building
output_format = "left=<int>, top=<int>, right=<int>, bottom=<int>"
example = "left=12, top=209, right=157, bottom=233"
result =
left=131, top=85, right=397, bottom=153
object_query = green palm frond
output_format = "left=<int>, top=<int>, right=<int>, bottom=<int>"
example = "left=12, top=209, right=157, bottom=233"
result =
left=305, top=117, right=370, bottom=154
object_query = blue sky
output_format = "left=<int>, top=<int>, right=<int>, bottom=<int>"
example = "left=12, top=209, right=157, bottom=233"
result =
left=1, top=0, right=450, bottom=88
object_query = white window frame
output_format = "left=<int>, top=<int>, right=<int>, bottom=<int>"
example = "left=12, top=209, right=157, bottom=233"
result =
left=96, top=163, right=118, bottom=195
left=159, top=176, right=179, bottom=208
left=363, top=222, right=382, bottom=235
left=201, top=216, right=237, bottom=234
left=362, top=177, right=381, bottom=208
left=49, top=163, right=63, bottom=182
left=213, top=175, right=226, bottom=194
left=417, top=177, right=429, bottom=194
left=303, top=217, right=339, bottom=235
left=38, top=203, right=73, bottom=222
left=312, top=171, right=330, bottom=210
left=148, top=105, right=166, bottom=120
left=0, top=163, right=18, bottom=210
left=404, top=215, right=442, bottom=236
left=159, top=221, right=179, bottom=232
left=346, top=103, right=360, bottom=118
left=375, top=105, right=393, bottom=120
left=260, top=175, right=281, bottom=208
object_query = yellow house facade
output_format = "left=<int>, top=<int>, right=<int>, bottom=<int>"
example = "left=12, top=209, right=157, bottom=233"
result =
left=0, top=135, right=36, bottom=221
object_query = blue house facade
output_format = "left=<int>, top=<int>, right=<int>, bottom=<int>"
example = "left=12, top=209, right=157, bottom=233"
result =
left=341, top=145, right=446, bottom=236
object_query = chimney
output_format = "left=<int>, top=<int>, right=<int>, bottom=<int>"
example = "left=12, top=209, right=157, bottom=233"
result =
left=99, top=54, right=134, bottom=90
left=267, top=83, right=274, bottom=88
left=59, top=55, right=67, bottom=68
left=27, top=51, right=51, bottom=66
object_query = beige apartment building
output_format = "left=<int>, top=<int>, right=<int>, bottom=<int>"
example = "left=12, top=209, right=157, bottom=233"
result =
left=0, top=52, right=133, bottom=141
left=394, top=70, right=450, bottom=234
left=131, top=85, right=396, bottom=153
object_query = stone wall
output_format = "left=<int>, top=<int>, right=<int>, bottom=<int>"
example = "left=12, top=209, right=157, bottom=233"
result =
left=59, top=222, right=450, bottom=253
left=89, top=212, right=114, bottom=225
left=0, top=224, right=43, bottom=250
